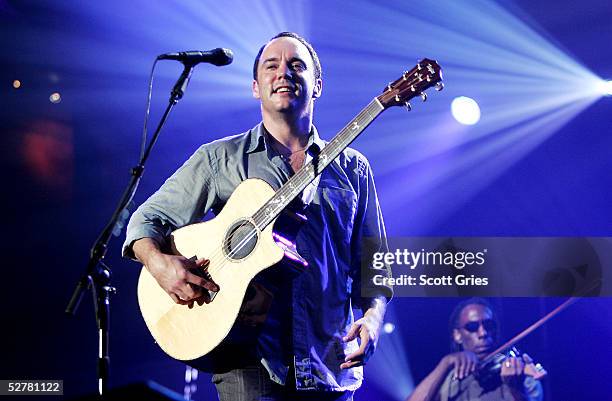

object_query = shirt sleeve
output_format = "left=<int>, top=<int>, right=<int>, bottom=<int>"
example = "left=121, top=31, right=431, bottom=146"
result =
left=122, top=144, right=219, bottom=260
left=349, top=156, right=393, bottom=310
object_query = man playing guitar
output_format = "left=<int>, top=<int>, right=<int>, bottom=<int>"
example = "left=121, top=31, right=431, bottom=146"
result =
left=123, top=32, right=392, bottom=401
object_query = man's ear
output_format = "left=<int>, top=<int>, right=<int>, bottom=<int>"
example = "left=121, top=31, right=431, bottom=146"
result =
left=252, top=79, right=260, bottom=99
left=312, top=78, right=323, bottom=99
left=453, top=329, right=462, bottom=345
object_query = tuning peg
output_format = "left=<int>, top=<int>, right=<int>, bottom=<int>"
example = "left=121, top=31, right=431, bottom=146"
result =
left=420, top=92, right=427, bottom=102
left=435, top=82, right=444, bottom=91
left=387, top=82, right=393, bottom=91
left=404, top=102, right=412, bottom=111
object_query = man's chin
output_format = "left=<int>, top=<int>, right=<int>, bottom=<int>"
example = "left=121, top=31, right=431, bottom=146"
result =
left=475, top=347, right=492, bottom=359
left=271, top=98, right=296, bottom=110
left=262, top=103, right=294, bottom=115
left=276, top=103, right=305, bottom=115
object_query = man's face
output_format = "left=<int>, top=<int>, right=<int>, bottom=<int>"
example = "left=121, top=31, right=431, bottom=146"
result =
left=453, top=304, right=496, bottom=360
left=252, top=37, right=322, bottom=117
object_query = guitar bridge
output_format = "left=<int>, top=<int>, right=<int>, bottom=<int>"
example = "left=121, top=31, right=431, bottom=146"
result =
left=202, top=269, right=218, bottom=302
left=188, top=256, right=219, bottom=302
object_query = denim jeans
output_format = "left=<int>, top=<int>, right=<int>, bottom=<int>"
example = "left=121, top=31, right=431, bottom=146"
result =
left=212, top=364, right=354, bottom=401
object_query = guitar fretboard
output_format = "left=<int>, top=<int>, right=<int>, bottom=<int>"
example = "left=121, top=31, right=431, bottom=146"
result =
left=252, top=98, right=385, bottom=229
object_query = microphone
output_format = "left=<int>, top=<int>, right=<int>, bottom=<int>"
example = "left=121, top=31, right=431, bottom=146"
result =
left=157, top=48, right=233, bottom=66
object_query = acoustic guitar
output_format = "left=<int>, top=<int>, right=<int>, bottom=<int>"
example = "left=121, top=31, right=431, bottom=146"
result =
left=137, top=60, right=443, bottom=361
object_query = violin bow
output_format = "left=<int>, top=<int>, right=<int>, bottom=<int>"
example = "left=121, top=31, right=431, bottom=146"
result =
left=482, top=279, right=602, bottom=365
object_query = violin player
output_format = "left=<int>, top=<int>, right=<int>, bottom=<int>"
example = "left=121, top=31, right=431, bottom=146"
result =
left=405, top=298, right=543, bottom=401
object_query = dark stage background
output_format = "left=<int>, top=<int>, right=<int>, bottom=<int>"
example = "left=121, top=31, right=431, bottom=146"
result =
left=1, top=1, right=611, bottom=400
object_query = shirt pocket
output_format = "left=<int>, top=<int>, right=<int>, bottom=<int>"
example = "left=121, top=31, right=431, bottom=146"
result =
left=318, top=185, right=358, bottom=245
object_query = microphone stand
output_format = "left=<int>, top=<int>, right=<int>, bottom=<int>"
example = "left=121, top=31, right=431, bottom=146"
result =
left=65, top=61, right=197, bottom=398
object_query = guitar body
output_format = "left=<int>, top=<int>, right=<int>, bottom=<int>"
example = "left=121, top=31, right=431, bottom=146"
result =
left=137, top=178, right=285, bottom=360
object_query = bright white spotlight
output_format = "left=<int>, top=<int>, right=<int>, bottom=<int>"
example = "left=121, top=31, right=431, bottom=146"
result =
left=597, top=80, right=612, bottom=96
left=49, top=92, right=61, bottom=103
left=451, top=96, right=481, bottom=125
left=382, top=322, right=395, bottom=334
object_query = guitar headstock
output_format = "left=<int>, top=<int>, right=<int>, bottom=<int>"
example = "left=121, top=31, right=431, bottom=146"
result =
left=377, top=58, right=443, bottom=110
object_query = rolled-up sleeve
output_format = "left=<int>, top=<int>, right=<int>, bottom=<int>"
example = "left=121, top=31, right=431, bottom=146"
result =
left=122, top=145, right=219, bottom=260
left=350, top=157, right=393, bottom=310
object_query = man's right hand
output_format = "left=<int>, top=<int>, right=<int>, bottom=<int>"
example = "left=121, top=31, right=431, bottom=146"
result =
left=440, top=351, right=479, bottom=380
left=133, top=238, right=219, bottom=306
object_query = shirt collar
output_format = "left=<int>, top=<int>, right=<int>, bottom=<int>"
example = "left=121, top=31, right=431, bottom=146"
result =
left=246, top=122, right=325, bottom=155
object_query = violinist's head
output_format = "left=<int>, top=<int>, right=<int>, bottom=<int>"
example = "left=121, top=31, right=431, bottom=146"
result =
left=450, top=298, right=498, bottom=360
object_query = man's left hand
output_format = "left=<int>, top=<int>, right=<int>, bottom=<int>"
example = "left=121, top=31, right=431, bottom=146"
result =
left=340, top=297, right=386, bottom=369
left=340, top=315, right=381, bottom=369
left=500, top=356, right=525, bottom=387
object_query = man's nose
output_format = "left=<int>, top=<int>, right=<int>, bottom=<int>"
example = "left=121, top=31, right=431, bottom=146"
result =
left=477, top=324, right=489, bottom=338
left=276, top=62, right=292, bottom=78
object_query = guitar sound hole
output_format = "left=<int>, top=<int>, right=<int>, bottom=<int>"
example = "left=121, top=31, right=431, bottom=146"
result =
left=223, top=219, right=258, bottom=261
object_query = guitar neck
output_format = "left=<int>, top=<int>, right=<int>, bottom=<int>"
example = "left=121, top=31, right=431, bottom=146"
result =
left=252, top=98, right=385, bottom=229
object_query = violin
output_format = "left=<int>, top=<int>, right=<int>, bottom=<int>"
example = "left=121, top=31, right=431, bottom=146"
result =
left=469, top=295, right=585, bottom=388
left=458, top=289, right=600, bottom=392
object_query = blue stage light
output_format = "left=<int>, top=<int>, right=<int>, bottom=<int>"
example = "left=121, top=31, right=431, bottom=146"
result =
left=366, top=304, right=414, bottom=400
left=383, top=322, right=395, bottom=334
left=451, top=96, right=481, bottom=125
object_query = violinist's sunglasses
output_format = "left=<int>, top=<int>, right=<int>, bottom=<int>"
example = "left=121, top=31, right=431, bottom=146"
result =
left=462, top=319, right=497, bottom=333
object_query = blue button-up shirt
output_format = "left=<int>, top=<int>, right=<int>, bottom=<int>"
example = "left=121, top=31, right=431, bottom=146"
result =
left=123, top=123, right=392, bottom=391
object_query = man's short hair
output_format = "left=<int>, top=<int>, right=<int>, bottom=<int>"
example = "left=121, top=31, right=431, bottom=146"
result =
left=252, top=32, right=322, bottom=81
left=448, top=297, right=498, bottom=352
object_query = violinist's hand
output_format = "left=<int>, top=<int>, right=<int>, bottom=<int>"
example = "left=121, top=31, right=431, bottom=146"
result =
left=500, top=355, right=526, bottom=388
left=441, top=351, right=479, bottom=380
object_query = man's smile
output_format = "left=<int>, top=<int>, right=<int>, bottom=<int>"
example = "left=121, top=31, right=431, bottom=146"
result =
left=272, top=83, right=298, bottom=95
